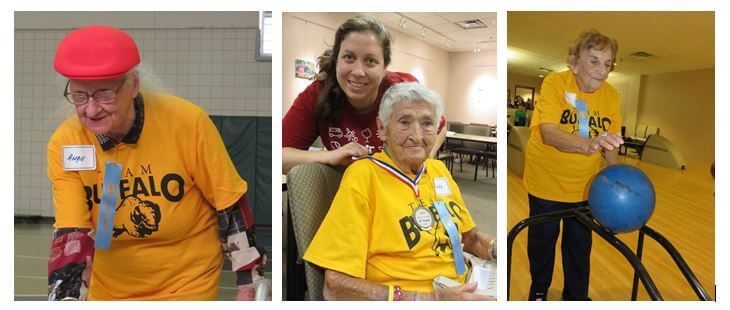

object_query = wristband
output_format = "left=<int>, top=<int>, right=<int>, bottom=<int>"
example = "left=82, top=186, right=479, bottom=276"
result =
left=489, top=239, right=497, bottom=259
left=393, top=285, right=403, bottom=301
left=387, top=285, right=394, bottom=301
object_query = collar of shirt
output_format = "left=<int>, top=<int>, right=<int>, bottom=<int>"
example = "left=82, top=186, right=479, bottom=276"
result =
left=372, top=150, right=428, bottom=179
left=96, top=93, right=145, bottom=151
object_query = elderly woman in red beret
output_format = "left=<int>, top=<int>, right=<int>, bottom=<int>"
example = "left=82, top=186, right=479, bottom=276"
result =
left=46, top=25, right=265, bottom=300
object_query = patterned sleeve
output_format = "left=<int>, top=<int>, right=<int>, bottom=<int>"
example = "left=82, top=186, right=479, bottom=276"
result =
left=48, top=229, right=94, bottom=300
left=216, top=194, right=266, bottom=286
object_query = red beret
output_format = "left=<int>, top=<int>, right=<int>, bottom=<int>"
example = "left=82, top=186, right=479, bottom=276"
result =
left=54, top=25, right=140, bottom=80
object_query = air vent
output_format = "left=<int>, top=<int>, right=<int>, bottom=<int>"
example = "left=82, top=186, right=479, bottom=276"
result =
left=455, top=19, right=487, bottom=29
left=630, top=51, right=654, bottom=57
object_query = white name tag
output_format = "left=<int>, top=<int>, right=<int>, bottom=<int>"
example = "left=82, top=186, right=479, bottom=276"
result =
left=62, top=145, right=96, bottom=171
left=565, top=91, right=577, bottom=108
left=434, top=177, right=452, bottom=196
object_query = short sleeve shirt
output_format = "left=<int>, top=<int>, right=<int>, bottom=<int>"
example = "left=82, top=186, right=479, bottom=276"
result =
left=47, top=92, right=246, bottom=300
left=303, top=151, right=476, bottom=292
left=283, top=71, right=418, bottom=153
left=524, top=70, right=622, bottom=202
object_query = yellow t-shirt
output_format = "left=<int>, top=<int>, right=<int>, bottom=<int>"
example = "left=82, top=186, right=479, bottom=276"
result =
left=524, top=70, right=622, bottom=202
left=303, top=151, right=476, bottom=293
left=47, top=92, right=246, bottom=300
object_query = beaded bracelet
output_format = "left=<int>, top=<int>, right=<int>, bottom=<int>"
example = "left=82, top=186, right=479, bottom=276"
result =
left=393, top=285, right=403, bottom=301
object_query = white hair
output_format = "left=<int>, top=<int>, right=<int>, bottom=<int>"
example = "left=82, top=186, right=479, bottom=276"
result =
left=129, top=63, right=169, bottom=94
left=379, top=82, right=444, bottom=126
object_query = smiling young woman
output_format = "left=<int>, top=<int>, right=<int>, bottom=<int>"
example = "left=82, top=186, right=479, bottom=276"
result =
left=282, top=16, right=446, bottom=173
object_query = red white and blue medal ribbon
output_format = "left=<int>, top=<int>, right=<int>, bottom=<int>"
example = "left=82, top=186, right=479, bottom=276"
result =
left=353, top=154, right=425, bottom=197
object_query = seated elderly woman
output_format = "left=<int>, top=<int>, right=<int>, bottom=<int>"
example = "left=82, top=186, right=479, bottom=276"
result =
left=303, top=82, right=497, bottom=301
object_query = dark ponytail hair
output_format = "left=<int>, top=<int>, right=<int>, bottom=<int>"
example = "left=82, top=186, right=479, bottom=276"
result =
left=315, top=16, right=392, bottom=125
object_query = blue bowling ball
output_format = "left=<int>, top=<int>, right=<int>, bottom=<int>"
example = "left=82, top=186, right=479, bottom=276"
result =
left=588, top=164, right=655, bottom=233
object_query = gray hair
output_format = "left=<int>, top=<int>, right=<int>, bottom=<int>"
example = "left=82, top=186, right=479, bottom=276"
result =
left=379, top=82, right=444, bottom=126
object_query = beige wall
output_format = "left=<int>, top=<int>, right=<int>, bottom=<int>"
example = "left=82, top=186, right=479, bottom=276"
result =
left=282, top=13, right=450, bottom=115
left=282, top=12, right=351, bottom=114
left=282, top=13, right=498, bottom=126
left=446, top=50, right=497, bottom=125
left=637, top=68, right=714, bottom=163
left=606, top=74, right=642, bottom=136
left=508, top=71, right=643, bottom=137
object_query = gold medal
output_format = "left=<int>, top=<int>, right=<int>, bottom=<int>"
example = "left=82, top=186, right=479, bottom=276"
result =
left=105, top=182, right=116, bottom=195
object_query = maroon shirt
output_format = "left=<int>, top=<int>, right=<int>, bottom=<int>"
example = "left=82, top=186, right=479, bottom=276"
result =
left=283, top=71, right=419, bottom=153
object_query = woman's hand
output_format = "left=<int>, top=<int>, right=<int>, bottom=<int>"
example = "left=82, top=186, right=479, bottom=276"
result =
left=588, top=132, right=623, bottom=153
left=283, top=143, right=370, bottom=173
left=541, top=124, right=624, bottom=156
left=323, top=142, right=370, bottom=166
left=430, top=282, right=495, bottom=301
left=81, top=256, right=92, bottom=288
left=236, top=285, right=256, bottom=300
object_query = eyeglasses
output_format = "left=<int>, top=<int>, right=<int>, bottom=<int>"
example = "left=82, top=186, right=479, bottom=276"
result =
left=63, top=78, right=127, bottom=106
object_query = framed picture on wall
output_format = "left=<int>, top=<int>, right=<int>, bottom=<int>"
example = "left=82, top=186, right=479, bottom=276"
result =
left=295, top=59, right=315, bottom=79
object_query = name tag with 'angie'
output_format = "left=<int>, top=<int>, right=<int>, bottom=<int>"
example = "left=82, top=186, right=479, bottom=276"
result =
left=434, top=177, right=452, bottom=196
left=62, top=145, right=96, bottom=171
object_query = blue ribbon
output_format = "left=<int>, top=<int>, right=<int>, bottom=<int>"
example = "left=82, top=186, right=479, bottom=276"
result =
left=433, top=201, right=466, bottom=275
left=576, top=100, right=590, bottom=138
left=95, top=161, right=122, bottom=250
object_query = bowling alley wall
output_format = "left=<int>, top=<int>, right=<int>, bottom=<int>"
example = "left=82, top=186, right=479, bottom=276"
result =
left=507, top=68, right=714, bottom=164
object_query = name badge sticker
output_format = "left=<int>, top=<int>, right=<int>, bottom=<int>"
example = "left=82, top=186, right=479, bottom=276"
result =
left=62, top=145, right=96, bottom=171
left=434, top=177, right=452, bottom=196
left=564, top=91, right=577, bottom=108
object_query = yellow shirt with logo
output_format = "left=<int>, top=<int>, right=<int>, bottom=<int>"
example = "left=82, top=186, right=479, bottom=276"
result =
left=47, top=92, right=246, bottom=300
left=303, top=151, right=476, bottom=293
left=524, top=70, right=622, bottom=202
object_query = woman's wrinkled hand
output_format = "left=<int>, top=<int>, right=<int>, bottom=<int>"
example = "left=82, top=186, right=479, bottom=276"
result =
left=587, top=131, right=623, bottom=153
left=323, top=141, right=370, bottom=166
left=431, top=282, right=496, bottom=301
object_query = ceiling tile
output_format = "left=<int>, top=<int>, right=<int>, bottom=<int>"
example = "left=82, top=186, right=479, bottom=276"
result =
left=431, top=23, right=462, bottom=33
left=402, top=12, right=436, bottom=19
left=372, top=12, right=401, bottom=23
left=418, top=14, right=451, bottom=27
left=473, top=12, right=497, bottom=21
left=473, top=35, right=497, bottom=43
left=466, top=27, right=496, bottom=37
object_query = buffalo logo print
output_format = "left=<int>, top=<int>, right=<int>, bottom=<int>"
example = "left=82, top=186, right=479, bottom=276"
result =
left=113, top=196, right=162, bottom=238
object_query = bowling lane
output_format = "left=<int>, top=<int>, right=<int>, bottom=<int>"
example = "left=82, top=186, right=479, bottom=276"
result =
left=507, top=156, right=715, bottom=300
